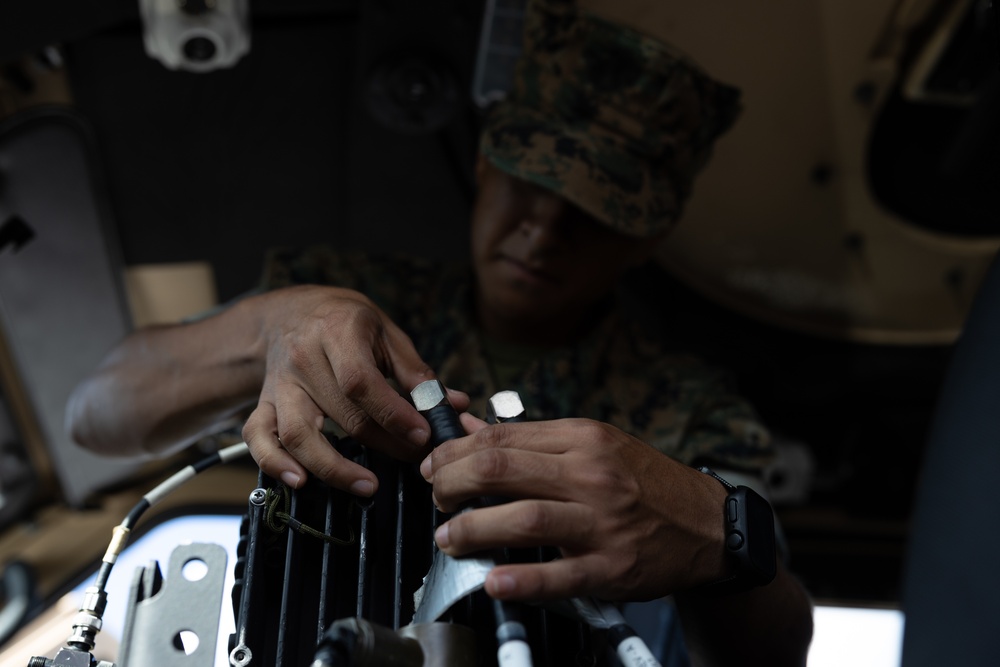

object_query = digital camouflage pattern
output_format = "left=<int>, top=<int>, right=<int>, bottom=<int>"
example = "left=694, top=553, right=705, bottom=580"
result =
left=480, top=0, right=743, bottom=238
left=261, top=248, right=773, bottom=473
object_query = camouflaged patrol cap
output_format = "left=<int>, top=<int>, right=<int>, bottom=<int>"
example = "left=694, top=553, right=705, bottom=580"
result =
left=479, top=0, right=742, bottom=238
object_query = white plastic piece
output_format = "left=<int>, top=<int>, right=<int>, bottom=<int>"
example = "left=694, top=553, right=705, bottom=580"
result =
left=616, top=636, right=661, bottom=667
left=498, top=639, right=533, bottom=667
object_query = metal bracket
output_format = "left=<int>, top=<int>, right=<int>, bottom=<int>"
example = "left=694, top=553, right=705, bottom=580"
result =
left=117, top=542, right=228, bottom=667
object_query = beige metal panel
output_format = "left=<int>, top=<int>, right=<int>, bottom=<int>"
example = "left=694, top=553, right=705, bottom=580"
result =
left=124, top=262, right=219, bottom=327
left=0, top=110, right=144, bottom=506
left=582, top=0, right=999, bottom=343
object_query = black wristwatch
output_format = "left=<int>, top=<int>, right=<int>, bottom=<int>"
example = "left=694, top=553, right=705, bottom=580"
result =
left=697, top=466, right=777, bottom=594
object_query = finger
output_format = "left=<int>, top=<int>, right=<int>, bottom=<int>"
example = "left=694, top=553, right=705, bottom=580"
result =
left=458, top=412, right=488, bottom=433
left=380, top=320, right=437, bottom=391
left=446, top=387, right=471, bottom=414
left=323, top=379, right=431, bottom=463
left=484, top=555, right=608, bottom=601
left=430, top=420, right=581, bottom=473
left=435, top=500, right=595, bottom=555
left=368, top=313, right=470, bottom=418
left=326, top=339, right=431, bottom=449
left=420, top=412, right=488, bottom=480
left=430, top=444, right=577, bottom=510
left=242, top=400, right=308, bottom=489
left=274, top=383, right=378, bottom=496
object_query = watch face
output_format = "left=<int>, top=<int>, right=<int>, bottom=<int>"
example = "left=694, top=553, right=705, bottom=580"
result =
left=743, top=488, right=777, bottom=581
left=726, top=486, right=777, bottom=585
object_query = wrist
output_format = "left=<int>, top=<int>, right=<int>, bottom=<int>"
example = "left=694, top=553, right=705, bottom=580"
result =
left=690, top=470, right=734, bottom=586
left=222, top=292, right=270, bottom=383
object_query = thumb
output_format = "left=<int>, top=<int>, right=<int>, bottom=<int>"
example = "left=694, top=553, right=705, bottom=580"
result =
left=459, top=412, right=489, bottom=434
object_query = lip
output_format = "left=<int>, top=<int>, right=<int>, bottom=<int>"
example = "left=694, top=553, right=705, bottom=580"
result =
left=496, top=255, right=559, bottom=286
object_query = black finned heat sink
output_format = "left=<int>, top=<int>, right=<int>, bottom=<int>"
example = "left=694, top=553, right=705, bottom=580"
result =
left=228, top=438, right=598, bottom=666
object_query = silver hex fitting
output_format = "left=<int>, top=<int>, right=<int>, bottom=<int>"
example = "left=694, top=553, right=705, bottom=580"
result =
left=411, top=379, right=449, bottom=413
left=487, top=391, right=525, bottom=423
left=64, top=585, right=107, bottom=651
left=80, top=586, right=107, bottom=616
left=67, top=612, right=102, bottom=651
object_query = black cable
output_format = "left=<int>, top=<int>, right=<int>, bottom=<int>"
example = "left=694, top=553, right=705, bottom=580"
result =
left=93, top=442, right=250, bottom=596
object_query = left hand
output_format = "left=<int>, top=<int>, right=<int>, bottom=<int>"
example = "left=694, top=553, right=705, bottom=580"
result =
left=420, top=414, right=731, bottom=602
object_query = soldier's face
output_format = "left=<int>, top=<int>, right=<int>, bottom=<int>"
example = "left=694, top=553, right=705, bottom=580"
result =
left=470, top=157, right=654, bottom=342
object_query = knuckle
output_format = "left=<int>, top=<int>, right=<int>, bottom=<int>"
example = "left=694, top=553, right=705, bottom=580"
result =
left=588, top=465, right=624, bottom=492
left=241, top=419, right=259, bottom=443
left=475, top=422, right=512, bottom=449
left=564, top=417, right=593, bottom=434
left=279, top=419, right=313, bottom=450
left=580, top=419, right=612, bottom=445
left=338, top=300, right=378, bottom=331
left=559, top=561, right=591, bottom=594
left=470, top=448, right=510, bottom=483
left=250, top=447, right=280, bottom=474
left=618, top=552, right=642, bottom=590
left=445, top=516, right=469, bottom=548
left=412, top=362, right=435, bottom=381
left=340, top=405, right=374, bottom=438
left=309, top=456, right=342, bottom=484
left=242, top=409, right=271, bottom=444
left=432, top=491, right=456, bottom=514
left=283, top=335, right=313, bottom=371
left=513, top=503, right=550, bottom=538
left=338, top=366, right=372, bottom=403
left=368, top=396, right=403, bottom=428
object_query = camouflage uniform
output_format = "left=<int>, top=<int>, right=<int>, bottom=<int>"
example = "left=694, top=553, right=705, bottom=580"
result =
left=261, top=248, right=772, bottom=473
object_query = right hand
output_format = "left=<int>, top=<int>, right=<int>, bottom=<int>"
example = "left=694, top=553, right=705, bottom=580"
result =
left=241, top=285, right=467, bottom=496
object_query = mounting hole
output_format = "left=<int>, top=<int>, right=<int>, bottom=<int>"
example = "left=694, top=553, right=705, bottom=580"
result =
left=173, top=630, right=200, bottom=654
left=182, top=558, right=208, bottom=581
left=182, top=35, right=218, bottom=63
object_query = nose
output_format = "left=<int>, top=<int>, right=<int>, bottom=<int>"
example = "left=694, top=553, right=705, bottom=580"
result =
left=519, top=194, right=573, bottom=253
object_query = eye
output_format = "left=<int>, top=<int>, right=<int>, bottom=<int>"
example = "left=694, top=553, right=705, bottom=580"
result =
left=510, top=177, right=540, bottom=198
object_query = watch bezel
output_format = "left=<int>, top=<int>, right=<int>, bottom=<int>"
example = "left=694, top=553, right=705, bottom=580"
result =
left=697, top=466, right=777, bottom=594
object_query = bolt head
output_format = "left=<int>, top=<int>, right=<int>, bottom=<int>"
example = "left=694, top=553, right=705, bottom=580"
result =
left=487, top=391, right=525, bottom=423
left=411, top=379, right=448, bottom=411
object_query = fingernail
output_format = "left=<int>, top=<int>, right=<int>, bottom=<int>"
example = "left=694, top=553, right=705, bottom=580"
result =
left=280, top=471, right=302, bottom=488
left=434, top=523, right=450, bottom=549
left=488, top=573, right=516, bottom=597
left=408, top=427, right=429, bottom=446
left=419, top=455, right=432, bottom=480
left=350, top=479, right=375, bottom=497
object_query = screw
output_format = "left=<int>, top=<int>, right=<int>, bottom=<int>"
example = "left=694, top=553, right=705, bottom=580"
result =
left=249, top=488, right=266, bottom=506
